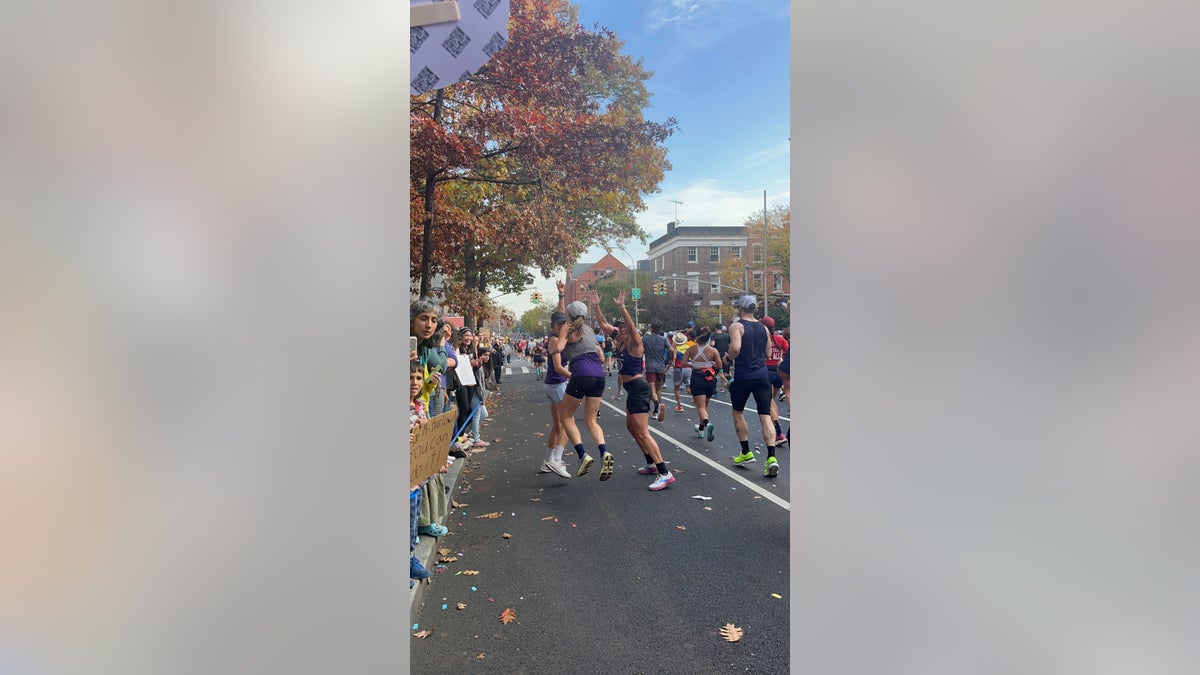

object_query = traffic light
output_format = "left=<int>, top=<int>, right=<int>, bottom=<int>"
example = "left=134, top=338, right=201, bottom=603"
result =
left=654, top=281, right=667, bottom=296
left=531, top=291, right=541, bottom=304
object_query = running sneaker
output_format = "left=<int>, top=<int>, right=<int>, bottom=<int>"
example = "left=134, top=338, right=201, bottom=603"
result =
left=675, top=405, right=685, bottom=412
left=599, top=452, right=615, bottom=481
left=538, top=460, right=555, bottom=474
left=548, top=461, right=572, bottom=479
left=656, top=402, right=666, bottom=422
left=706, top=421, right=716, bottom=442
left=732, top=450, right=757, bottom=466
left=648, top=472, right=676, bottom=491
left=637, top=465, right=658, bottom=475
left=764, top=456, right=779, bottom=478
left=576, top=454, right=594, bottom=477
left=693, top=423, right=705, bottom=438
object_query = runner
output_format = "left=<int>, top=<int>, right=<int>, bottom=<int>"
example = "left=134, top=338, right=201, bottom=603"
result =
left=550, top=286, right=614, bottom=480
left=603, top=334, right=616, bottom=376
left=669, top=331, right=695, bottom=412
left=536, top=309, right=573, bottom=479
left=531, top=338, right=547, bottom=380
left=593, top=289, right=675, bottom=490
left=683, top=326, right=723, bottom=443
left=641, top=323, right=670, bottom=422
left=760, top=316, right=789, bottom=444
left=726, top=295, right=780, bottom=477
left=710, top=323, right=732, bottom=391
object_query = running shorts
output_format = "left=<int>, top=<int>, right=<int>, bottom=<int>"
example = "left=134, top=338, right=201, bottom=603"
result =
left=565, top=375, right=606, bottom=399
left=780, top=349, right=789, bottom=376
left=767, top=366, right=783, bottom=389
left=689, top=373, right=717, bottom=398
left=645, top=371, right=665, bottom=384
left=672, top=367, right=692, bottom=388
left=532, top=355, right=546, bottom=364
left=544, top=381, right=567, bottom=403
left=729, top=377, right=772, bottom=413
left=622, top=377, right=653, bottom=414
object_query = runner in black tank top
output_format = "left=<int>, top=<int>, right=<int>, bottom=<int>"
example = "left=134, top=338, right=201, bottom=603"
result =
left=726, top=295, right=781, bottom=478
left=593, top=289, right=675, bottom=491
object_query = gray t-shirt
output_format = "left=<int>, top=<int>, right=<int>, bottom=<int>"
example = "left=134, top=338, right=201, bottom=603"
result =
left=642, top=333, right=669, bottom=373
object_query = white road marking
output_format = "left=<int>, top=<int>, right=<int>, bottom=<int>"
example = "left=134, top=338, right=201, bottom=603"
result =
left=673, top=395, right=790, bottom=422
left=598, top=399, right=790, bottom=511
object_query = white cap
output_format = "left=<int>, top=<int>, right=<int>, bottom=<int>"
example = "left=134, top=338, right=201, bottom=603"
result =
left=566, top=301, right=588, bottom=318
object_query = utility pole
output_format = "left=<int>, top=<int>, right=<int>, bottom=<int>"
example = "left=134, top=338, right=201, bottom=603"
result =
left=762, top=190, right=769, bottom=318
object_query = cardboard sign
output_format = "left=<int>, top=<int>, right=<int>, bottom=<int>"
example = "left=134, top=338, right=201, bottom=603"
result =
left=410, top=411, right=458, bottom=487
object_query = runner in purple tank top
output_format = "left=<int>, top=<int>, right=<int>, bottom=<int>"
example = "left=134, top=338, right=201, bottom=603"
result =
left=593, top=289, right=674, bottom=490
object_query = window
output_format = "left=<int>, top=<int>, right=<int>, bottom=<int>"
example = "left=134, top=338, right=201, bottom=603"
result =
left=753, top=272, right=763, bottom=288
left=687, top=273, right=700, bottom=294
left=710, top=246, right=720, bottom=263
left=710, top=275, right=720, bottom=292
left=773, top=275, right=783, bottom=292
left=730, top=246, right=742, bottom=259
left=687, top=246, right=697, bottom=263
left=753, top=244, right=763, bottom=263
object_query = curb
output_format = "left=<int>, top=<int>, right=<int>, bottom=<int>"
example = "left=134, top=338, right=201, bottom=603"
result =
left=409, top=447, right=469, bottom=615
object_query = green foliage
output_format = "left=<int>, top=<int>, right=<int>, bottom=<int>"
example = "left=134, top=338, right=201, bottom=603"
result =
left=518, top=303, right=553, bottom=334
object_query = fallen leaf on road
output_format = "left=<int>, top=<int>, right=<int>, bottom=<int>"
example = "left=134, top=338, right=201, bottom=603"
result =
left=676, top=525, right=687, bottom=531
left=541, top=516, right=554, bottom=521
left=502, top=533, right=512, bottom=539
left=456, top=602, right=467, bottom=610
left=719, top=623, right=743, bottom=642
left=437, top=547, right=451, bottom=557
left=412, top=629, right=433, bottom=639
left=534, top=432, right=545, bottom=437
left=438, top=556, right=458, bottom=564
left=499, top=608, right=516, bottom=625
left=753, top=496, right=763, bottom=500
left=462, top=570, right=479, bottom=575
left=691, top=495, right=713, bottom=500
left=529, top=498, right=541, bottom=502
left=703, top=507, right=713, bottom=511
left=476, top=653, right=486, bottom=660
left=771, top=594, right=782, bottom=599
left=476, top=512, right=502, bottom=519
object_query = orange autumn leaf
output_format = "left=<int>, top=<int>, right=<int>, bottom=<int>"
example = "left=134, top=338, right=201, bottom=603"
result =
left=499, top=608, right=516, bottom=625
left=719, top=623, right=744, bottom=642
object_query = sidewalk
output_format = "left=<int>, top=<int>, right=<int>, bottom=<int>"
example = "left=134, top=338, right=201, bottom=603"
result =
left=409, top=448, right=469, bottom=614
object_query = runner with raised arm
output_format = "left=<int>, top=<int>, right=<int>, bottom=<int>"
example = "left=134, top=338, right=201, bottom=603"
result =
left=536, top=280, right=573, bottom=478
left=551, top=289, right=614, bottom=480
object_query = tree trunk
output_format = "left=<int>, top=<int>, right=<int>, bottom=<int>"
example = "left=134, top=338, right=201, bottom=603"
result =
left=463, top=241, right=477, bottom=329
left=418, top=89, right=445, bottom=298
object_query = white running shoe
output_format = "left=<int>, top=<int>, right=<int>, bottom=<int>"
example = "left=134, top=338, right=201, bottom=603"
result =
left=548, top=460, right=572, bottom=479
left=648, top=472, right=676, bottom=491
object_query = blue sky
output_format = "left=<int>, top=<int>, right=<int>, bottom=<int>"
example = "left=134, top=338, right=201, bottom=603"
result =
left=495, top=0, right=790, bottom=320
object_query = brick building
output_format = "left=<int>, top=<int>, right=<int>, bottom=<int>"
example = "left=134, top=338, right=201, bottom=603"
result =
left=646, top=221, right=789, bottom=311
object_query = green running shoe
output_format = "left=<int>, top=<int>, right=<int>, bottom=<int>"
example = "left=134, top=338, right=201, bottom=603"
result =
left=764, top=456, right=779, bottom=477
left=576, top=453, right=594, bottom=477
left=732, top=451, right=757, bottom=466
left=599, top=452, right=615, bottom=481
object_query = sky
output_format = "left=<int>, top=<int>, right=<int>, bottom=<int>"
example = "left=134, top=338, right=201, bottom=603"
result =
left=492, top=0, right=791, bottom=321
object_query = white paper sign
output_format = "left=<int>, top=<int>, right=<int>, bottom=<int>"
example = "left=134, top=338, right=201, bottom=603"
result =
left=410, top=0, right=510, bottom=96
left=454, top=352, right=477, bottom=386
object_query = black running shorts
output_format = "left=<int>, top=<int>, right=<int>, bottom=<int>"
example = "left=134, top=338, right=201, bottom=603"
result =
left=729, top=377, right=772, bottom=413
left=565, top=375, right=606, bottom=399
left=689, top=374, right=716, bottom=398
left=623, top=377, right=653, bottom=414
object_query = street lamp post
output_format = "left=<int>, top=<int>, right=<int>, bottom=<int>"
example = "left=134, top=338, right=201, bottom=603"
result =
left=614, top=246, right=640, bottom=327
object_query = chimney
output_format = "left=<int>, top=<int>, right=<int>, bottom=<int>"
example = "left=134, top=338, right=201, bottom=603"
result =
left=667, top=221, right=676, bottom=232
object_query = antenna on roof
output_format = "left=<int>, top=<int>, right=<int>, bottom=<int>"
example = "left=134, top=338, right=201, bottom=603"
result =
left=669, top=199, right=683, bottom=225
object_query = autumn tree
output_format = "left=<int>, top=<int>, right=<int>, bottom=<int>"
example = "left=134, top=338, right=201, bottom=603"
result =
left=716, top=204, right=790, bottom=302
left=518, top=303, right=552, bottom=335
left=411, top=0, right=676, bottom=325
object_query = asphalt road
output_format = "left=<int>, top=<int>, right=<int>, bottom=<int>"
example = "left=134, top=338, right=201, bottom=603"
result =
left=411, top=357, right=792, bottom=674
